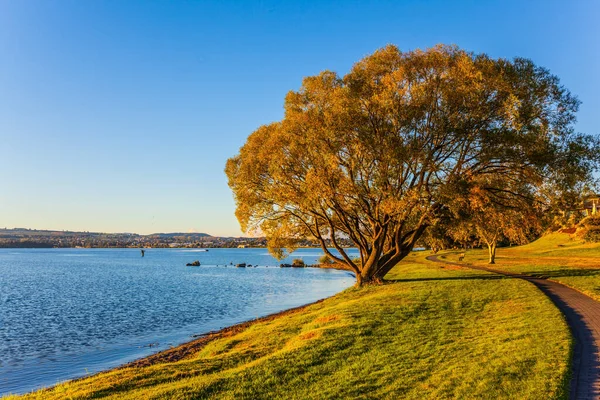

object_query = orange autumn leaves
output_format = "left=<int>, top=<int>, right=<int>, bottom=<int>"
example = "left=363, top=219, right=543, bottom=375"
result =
left=226, top=44, right=594, bottom=284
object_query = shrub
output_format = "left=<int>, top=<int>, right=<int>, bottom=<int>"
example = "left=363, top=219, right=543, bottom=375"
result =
left=318, top=255, right=333, bottom=265
left=292, top=258, right=305, bottom=267
left=580, top=215, right=600, bottom=242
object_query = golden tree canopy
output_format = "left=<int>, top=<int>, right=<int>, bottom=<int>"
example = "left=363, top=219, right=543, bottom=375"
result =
left=226, top=44, right=598, bottom=285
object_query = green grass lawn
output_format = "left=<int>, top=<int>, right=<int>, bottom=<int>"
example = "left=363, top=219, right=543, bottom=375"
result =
left=8, top=255, right=571, bottom=399
left=444, top=233, right=600, bottom=302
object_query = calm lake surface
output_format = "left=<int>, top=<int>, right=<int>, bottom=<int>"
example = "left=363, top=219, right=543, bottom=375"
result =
left=0, top=248, right=356, bottom=395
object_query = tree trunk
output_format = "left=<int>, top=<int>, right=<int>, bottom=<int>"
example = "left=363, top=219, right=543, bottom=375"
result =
left=355, top=250, right=410, bottom=286
left=487, top=241, right=497, bottom=264
left=355, top=273, right=363, bottom=286
left=356, top=261, right=378, bottom=286
left=356, top=272, right=384, bottom=286
left=351, top=224, right=429, bottom=286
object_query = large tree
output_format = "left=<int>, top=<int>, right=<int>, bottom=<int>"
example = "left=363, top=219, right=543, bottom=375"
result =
left=226, top=44, right=598, bottom=285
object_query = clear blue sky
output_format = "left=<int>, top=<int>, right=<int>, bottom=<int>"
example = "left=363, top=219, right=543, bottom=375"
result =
left=1, top=0, right=598, bottom=236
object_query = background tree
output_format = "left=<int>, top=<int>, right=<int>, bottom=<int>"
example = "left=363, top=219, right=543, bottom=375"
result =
left=472, top=207, right=539, bottom=264
left=420, top=223, right=455, bottom=254
left=226, top=44, right=599, bottom=286
left=444, top=174, right=543, bottom=264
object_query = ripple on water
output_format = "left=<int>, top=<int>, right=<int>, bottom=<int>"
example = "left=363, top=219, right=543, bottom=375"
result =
left=0, top=247, right=356, bottom=395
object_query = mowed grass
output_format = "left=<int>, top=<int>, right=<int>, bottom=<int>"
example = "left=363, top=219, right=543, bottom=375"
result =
left=442, top=233, right=600, bottom=301
left=8, top=255, right=570, bottom=400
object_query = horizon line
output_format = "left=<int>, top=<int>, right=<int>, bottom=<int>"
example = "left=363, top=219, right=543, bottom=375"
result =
left=0, top=226, right=256, bottom=238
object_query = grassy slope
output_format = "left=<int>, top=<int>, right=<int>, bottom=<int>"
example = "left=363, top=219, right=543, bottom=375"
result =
left=442, top=233, right=600, bottom=301
left=8, top=255, right=570, bottom=400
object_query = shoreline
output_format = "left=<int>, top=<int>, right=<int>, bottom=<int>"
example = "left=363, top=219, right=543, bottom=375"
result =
left=117, top=297, right=329, bottom=369
left=25, top=295, right=343, bottom=396
left=1, top=248, right=357, bottom=397
left=10, top=246, right=574, bottom=398
left=0, top=246, right=357, bottom=250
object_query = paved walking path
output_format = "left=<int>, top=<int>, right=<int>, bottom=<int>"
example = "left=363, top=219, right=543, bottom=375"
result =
left=426, top=255, right=600, bottom=400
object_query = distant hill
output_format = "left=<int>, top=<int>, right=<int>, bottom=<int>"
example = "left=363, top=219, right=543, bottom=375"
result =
left=0, top=228, right=122, bottom=238
left=147, top=233, right=212, bottom=239
left=0, top=229, right=212, bottom=238
left=0, top=228, right=249, bottom=248
left=0, top=228, right=348, bottom=248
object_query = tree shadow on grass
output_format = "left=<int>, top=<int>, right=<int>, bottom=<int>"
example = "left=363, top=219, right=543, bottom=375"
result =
left=526, top=269, right=600, bottom=279
left=387, top=275, right=508, bottom=283
left=427, top=255, right=600, bottom=398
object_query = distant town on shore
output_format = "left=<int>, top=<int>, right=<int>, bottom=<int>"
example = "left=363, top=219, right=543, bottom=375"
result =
left=0, top=228, right=354, bottom=249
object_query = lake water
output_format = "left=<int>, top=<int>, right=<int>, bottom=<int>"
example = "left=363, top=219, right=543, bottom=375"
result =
left=0, top=248, right=356, bottom=396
